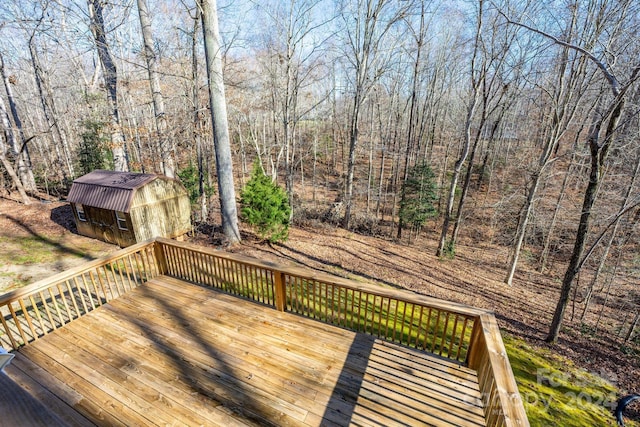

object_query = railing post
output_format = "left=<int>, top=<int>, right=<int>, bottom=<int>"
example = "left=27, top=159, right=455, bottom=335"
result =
left=466, top=316, right=484, bottom=369
left=274, top=271, right=286, bottom=312
left=153, top=240, right=168, bottom=275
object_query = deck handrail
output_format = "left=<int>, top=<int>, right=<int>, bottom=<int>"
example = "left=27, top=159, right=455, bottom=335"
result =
left=0, top=237, right=529, bottom=426
left=0, top=240, right=160, bottom=350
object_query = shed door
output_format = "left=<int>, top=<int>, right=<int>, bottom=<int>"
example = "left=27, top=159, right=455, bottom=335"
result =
left=89, top=207, right=117, bottom=244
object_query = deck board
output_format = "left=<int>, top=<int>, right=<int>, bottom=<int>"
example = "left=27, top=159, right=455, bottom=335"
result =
left=6, top=276, right=486, bottom=426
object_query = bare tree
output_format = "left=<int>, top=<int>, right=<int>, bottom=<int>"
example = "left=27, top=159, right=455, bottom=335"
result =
left=0, top=94, right=31, bottom=204
left=436, top=0, right=485, bottom=257
left=339, top=0, right=410, bottom=229
left=503, top=4, right=595, bottom=285
left=256, top=0, right=331, bottom=218
left=189, top=4, right=209, bottom=221
left=88, top=0, right=129, bottom=172
left=396, top=1, right=426, bottom=239
left=0, top=53, right=37, bottom=192
left=199, top=0, right=241, bottom=243
left=137, top=0, right=174, bottom=177
left=498, top=0, right=640, bottom=343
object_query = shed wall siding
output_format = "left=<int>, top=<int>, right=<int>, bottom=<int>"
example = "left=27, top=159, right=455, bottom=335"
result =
left=130, top=195, right=191, bottom=242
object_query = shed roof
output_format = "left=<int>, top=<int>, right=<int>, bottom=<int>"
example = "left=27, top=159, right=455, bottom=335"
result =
left=67, top=170, right=160, bottom=213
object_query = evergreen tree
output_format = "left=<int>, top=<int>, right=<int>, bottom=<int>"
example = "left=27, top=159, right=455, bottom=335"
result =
left=398, top=162, right=438, bottom=233
left=77, top=119, right=109, bottom=175
left=240, top=162, right=291, bottom=243
left=178, top=162, right=213, bottom=207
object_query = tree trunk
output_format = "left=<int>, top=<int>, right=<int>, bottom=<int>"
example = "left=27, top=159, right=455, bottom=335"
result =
left=0, top=133, right=30, bottom=205
left=342, top=92, right=362, bottom=230
left=88, top=0, right=129, bottom=172
left=199, top=0, right=241, bottom=244
left=547, top=95, right=628, bottom=343
left=504, top=173, right=541, bottom=285
left=436, top=0, right=484, bottom=257
left=137, top=0, right=174, bottom=177
left=436, top=92, right=480, bottom=256
left=581, top=150, right=640, bottom=321
left=539, top=134, right=581, bottom=272
left=397, top=4, right=424, bottom=239
left=0, top=54, right=37, bottom=192
left=27, top=40, right=73, bottom=182
left=190, top=5, right=208, bottom=221
left=451, top=124, right=483, bottom=246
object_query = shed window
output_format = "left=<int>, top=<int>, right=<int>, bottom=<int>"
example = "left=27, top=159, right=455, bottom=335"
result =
left=115, top=211, right=128, bottom=230
left=76, top=204, right=87, bottom=222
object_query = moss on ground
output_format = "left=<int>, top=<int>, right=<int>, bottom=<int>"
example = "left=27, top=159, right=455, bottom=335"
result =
left=504, top=334, right=637, bottom=426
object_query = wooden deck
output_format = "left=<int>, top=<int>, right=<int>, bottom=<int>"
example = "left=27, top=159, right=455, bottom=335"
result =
left=4, top=276, right=487, bottom=427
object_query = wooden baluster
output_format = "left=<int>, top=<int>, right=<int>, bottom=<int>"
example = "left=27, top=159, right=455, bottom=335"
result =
left=448, top=315, right=461, bottom=358
left=456, top=317, right=470, bottom=361
left=398, top=301, right=409, bottom=345
left=28, top=295, right=46, bottom=336
left=273, top=270, right=286, bottom=312
left=430, top=310, right=442, bottom=352
left=107, top=263, right=122, bottom=297
left=137, top=248, right=157, bottom=282
left=73, top=277, right=89, bottom=315
left=125, top=256, right=138, bottom=287
left=155, top=243, right=169, bottom=276
left=8, top=303, right=27, bottom=345
left=390, top=299, right=401, bottom=342
left=121, top=257, right=134, bottom=290
left=48, top=288, right=63, bottom=327
left=406, top=304, right=417, bottom=347
left=80, top=274, right=96, bottom=310
left=96, top=267, right=113, bottom=301
left=38, top=291, right=56, bottom=330
left=438, top=312, right=451, bottom=356
left=66, top=281, right=82, bottom=318
left=18, top=299, right=38, bottom=341
left=0, top=313, right=18, bottom=350
left=56, top=283, right=73, bottom=323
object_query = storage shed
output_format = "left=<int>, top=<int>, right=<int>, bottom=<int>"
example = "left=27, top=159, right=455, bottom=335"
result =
left=67, top=170, right=191, bottom=247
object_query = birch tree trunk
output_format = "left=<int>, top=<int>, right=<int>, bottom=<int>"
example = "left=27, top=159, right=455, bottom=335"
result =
left=137, top=0, right=174, bottom=177
left=199, top=0, right=241, bottom=244
left=88, top=0, right=129, bottom=172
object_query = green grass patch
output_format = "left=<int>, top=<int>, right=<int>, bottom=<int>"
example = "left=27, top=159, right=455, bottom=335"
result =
left=504, top=335, right=636, bottom=426
left=0, top=236, right=88, bottom=265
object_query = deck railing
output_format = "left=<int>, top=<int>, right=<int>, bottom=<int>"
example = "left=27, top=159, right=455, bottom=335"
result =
left=1, top=237, right=528, bottom=426
left=0, top=240, right=159, bottom=350
left=155, top=238, right=528, bottom=427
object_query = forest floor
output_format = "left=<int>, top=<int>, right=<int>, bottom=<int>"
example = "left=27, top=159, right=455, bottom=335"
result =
left=1, top=197, right=638, bottom=418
